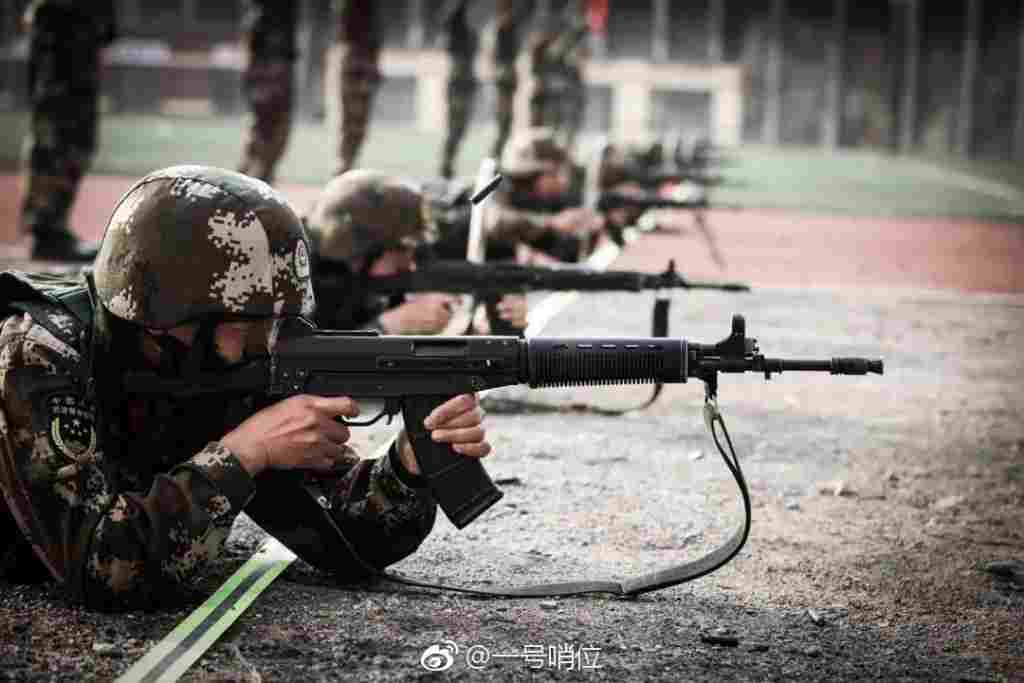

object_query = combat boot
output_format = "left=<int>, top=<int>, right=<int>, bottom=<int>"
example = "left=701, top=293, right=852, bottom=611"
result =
left=31, top=229, right=99, bottom=262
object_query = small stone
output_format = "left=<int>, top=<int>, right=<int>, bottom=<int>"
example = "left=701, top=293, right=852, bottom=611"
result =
left=495, top=476, right=523, bottom=486
left=804, top=645, right=823, bottom=658
left=688, top=450, right=705, bottom=462
left=91, top=642, right=121, bottom=657
left=817, top=480, right=855, bottom=497
left=884, top=470, right=899, bottom=483
left=808, top=609, right=825, bottom=626
left=747, top=642, right=770, bottom=652
left=784, top=499, right=801, bottom=511
left=540, top=600, right=558, bottom=610
left=700, top=628, right=739, bottom=647
left=932, top=495, right=966, bottom=511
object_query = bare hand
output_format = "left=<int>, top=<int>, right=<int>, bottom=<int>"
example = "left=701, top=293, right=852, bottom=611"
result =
left=397, top=393, right=490, bottom=476
left=496, top=294, right=528, bottom=329
left=378, top=293, right=459, bottom=334
left=548, top=207, right=606, bottom=236
left=221, top=395, right=360, bottom=476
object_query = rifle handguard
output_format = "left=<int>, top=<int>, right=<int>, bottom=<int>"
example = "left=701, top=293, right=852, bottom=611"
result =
left=527, top=338, right=687, bottom=387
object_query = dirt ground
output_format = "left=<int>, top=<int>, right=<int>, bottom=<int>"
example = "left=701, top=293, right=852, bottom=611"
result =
left=0, top=174, right=1022, bottom=682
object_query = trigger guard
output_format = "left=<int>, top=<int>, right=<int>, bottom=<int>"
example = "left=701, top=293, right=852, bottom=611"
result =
left=337, top=408, right=390, bottom=428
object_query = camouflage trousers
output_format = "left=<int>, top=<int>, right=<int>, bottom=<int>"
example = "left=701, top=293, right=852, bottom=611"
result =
left=20, top=2, right=106, bottom=238
left=237, top=0, right=380, bottom=185
left=440, top=0, right=527, bottom=178
left=528, top=70, right=585, bottom=150
left=527, top=0, right=587, bottom=150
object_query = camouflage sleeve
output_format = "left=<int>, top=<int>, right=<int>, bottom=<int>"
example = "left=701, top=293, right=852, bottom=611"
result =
left=324, top=442, right=437, bottom=571
left=485, top=203, right=583, bottom=259
left=484, top=202, right=554, bottom=246
left=245, top=441, right=437, bottom=580
left=0, top=313, right=255, bottom=610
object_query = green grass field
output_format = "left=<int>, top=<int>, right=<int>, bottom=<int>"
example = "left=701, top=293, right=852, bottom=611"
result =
left=2, top=112, right=1024, bottom=222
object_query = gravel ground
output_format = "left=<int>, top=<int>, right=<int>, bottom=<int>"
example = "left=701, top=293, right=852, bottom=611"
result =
left=3, top=271, right=1022, bottom=682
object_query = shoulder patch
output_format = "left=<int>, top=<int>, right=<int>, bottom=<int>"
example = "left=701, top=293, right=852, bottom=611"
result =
left=46, top=393, right=97, bottom=464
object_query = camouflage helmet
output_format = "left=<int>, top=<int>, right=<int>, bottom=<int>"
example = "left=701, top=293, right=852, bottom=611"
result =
left=93, top=165, right=315, bottom=329
left=499, top=127, right=570, bottom=179
left=305, top=169, right=435, bottom=266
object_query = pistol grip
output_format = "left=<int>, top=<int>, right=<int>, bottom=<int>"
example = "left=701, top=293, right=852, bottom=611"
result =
left=401, top=394, right=503, bottom=529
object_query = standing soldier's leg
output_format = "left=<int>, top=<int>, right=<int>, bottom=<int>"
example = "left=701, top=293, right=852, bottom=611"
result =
left=237, top=0, right=297, bottom=185
left=440, top=1, right=478, bottom=178
left=334, top=0, right=381, bottom=176
left=559, top=2, right=589, bottom=150
left=20, top=1, right=111, bottom=261
left=542, top=3, right=584, bottom=148
left=561, top=67, right=585, bottom=150
left=491, top=0, right=528, bottom=159
left=526, top=18, right=561, bottom=130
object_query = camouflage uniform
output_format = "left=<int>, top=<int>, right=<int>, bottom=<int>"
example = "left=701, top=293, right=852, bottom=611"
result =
left=0, top=167, right=436, bottom=609
left=526, top=0, right=588, bottom=150
left=439, top=0, right=528, bottom=178
left=19, top=0, right=115, bottom=260
left=237, top=0, right=380, bottom=184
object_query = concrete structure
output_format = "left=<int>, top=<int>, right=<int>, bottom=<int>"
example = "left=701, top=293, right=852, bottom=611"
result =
left=1, top=0, right=1022, bottom=159
left=325, top=46, right=744, bottom=146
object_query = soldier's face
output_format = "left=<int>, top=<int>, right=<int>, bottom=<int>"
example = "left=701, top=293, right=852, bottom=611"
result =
left=533, top=164, right=572, bottom=198
left=367, top=248, right=416, bottom=278
left=148, top=320, right=275, bottom=366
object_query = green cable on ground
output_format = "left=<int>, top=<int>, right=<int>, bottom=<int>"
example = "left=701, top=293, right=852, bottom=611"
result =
left=114, top=537, right=297, bottom=683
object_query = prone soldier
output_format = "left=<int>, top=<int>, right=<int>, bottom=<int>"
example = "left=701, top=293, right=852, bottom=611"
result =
left=0, top=166, right=490, bottom=609
left=304, top=169, right=528, bottom=334
left=432, top=127, right=608, bottom=266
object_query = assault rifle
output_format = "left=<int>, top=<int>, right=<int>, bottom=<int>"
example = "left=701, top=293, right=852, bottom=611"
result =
left=503, top=188, right=714, bottom=246
left=505, top=188, right=711, bottom=217
left=123, top=315, right=882, bottom=532
left=322, top=259, right=750, bottom=302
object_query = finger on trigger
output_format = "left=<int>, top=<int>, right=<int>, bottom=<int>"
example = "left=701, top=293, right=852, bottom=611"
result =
left=315, top=395, right=359, bottom=417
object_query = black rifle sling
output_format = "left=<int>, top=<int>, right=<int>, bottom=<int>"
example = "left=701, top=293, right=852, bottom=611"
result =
left=309, top=398, right=751, bottom=598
